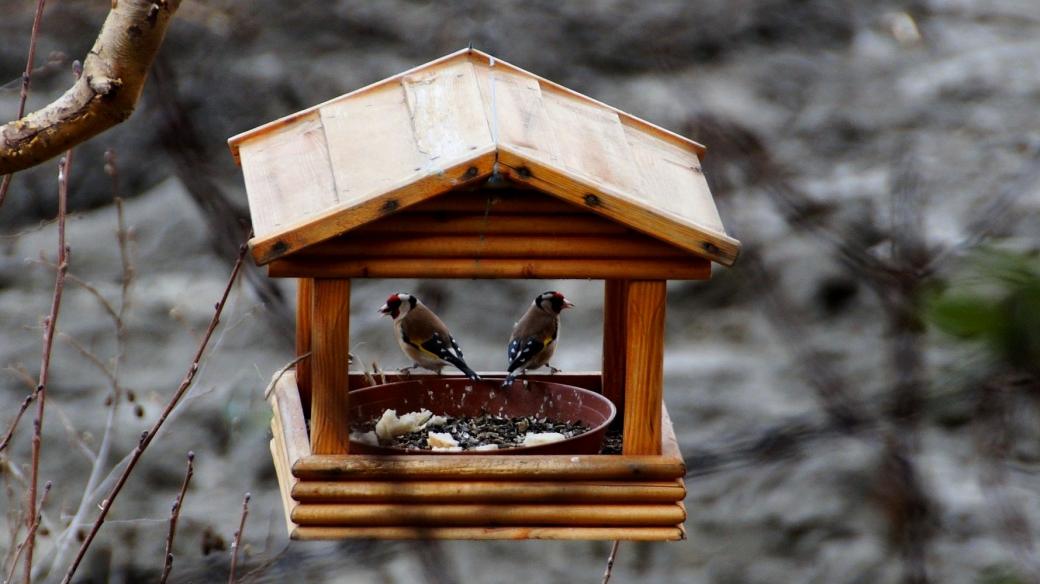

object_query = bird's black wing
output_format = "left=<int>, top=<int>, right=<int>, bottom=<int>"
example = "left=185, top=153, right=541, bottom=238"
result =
left=506, top=335, right=550, bottom=373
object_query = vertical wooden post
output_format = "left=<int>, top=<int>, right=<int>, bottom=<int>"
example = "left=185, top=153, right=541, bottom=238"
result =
left=310, top=278, right=351, bottom=454
left=622, top=280, right=666, bottom=455
left=296, top=278, right=313, bottom=412
left=602, top=280, right=629, bottom=426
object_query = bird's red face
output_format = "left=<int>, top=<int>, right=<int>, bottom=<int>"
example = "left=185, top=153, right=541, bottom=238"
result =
left=379, top=293, right=402, bottom=319
left=379, top=292, right=415, bottom=319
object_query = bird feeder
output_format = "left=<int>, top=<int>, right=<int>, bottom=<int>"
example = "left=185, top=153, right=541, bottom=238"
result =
left=228, top=49, right=740, bottom=541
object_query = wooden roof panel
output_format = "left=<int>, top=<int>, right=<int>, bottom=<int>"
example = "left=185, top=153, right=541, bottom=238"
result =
left=229, top=49, right=741, bottom=267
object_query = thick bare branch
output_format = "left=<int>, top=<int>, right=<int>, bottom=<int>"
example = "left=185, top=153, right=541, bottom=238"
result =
left=0, top=0, right=182, bottom=175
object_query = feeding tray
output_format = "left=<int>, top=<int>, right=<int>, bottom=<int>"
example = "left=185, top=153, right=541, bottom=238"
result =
left=348, top=378, right=616, bottom=455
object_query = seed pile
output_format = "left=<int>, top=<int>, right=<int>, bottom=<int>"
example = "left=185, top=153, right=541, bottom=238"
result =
left=355, top=413, right=590, bottom=451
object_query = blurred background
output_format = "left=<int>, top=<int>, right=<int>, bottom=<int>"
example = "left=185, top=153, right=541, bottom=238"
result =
left=1, top=1, right=1039, bottom=582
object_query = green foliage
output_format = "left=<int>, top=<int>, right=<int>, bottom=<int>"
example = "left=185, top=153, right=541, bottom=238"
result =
left=925, top=248, right=1040, bottom=373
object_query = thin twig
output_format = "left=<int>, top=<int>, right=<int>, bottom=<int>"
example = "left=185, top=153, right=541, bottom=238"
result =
left=0, top=395, right=34, bottom=453
left=263, top=353, right=311, bottom=400
left=601, top=540, right=621, bottom=584
left=0, top=0, right=46, bottom=210
left=59, top=237, right=249, bottom=584
left=25, top=147, right=73, bottom=584
left=228, top=493, right=251, bottom=584
left=159, top=452, right=195, bottom=584
left=7, top=481, right=51, bottom=584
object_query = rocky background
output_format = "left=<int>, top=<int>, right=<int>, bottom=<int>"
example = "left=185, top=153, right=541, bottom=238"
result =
left=2, top=1, right=1039, bottom=583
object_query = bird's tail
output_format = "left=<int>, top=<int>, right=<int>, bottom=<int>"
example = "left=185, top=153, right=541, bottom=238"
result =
left=501, top=369, right=519, bottom=388
left=445, top=355, right=481, bottom=381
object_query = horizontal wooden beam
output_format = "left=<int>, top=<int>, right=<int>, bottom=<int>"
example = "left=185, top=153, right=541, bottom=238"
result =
left=305, top=234, right=687, bottom=259
left=292, top=452, right=684, bottom=482
left=269, top=257, right=710, bottom=279
left=292, top=480, right=685, bottom=503
left=291, top=525, right=684, bottom=541
left=351, top=213, right=627, bottom=236
left=291, top=503, right=686, bottom=527
left=406, top=190, right=584, bottom=215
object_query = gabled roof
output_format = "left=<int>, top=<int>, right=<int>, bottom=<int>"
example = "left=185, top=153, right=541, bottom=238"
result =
left=229, top=48, right=741, bottom=266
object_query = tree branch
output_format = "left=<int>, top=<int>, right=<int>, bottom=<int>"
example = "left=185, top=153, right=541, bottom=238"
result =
left=0, top=0, right=182, bottom=175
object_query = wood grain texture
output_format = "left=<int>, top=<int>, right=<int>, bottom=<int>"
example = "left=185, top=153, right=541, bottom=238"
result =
left=406, top=189, right=582, bottom=214
left=238, top=111, right=339, bottom=239
left=271, top=369, right=311, bottom=463
left=292, top=452, right=685, bottom=482
left=268, top=257, right=710, bottom=280
left=401, top=59, right=493, bottom=162
left=623, top=280, right=666, bottom=455
left=291, top=480, right=686, bottom=504
left=291, top=525, right=684, bottom=541
left=249, top=149, right=496, bottom=264
left=306, top=234, right=688, bottom=259
left=496, top=147, right=739, bottom=266
left=291, top=503, right=686, bottom=527
left=295, top=278, right=313, bottom=409
left=270, top=432, right=298, bottom=537
left=352, top=213, right=625, bottom=236
left=602, top=280, right=629, bottom=426
left=309, top=279, right=351, bottom=454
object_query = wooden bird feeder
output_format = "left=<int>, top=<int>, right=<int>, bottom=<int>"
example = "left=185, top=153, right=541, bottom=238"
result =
left=228, top=49, right=740, bottom=541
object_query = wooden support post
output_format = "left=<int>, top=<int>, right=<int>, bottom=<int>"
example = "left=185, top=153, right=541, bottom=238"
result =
left=296, top=278, right=314, bottom=412
left=602, top=280, right=628, bottom=426
left=622, top=280, right=666, bottom=455
left=310, top=279, right=351, bottom=454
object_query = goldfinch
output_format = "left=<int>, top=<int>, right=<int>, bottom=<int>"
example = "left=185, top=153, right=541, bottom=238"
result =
left=502, top=291, right=574, bottom=387
left=379, top=292, right=481, bottom=380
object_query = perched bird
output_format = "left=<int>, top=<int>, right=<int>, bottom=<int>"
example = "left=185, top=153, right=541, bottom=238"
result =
left=502, top=291, right=574, bottom=387
left=378, top=292, right=481, bottom=380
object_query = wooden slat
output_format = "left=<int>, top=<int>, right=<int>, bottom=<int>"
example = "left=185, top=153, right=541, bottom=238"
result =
left=272, top=369, right=311, bottom=463
left=496, top=146, right=739, bottom=266
left=622, top=281, right=666, bottom=455
left=293, top=452, right=684, bottom=482
left=539, top=88, right=646, bottom=205
left=292, top=480, right=685, bottom=504
left=249, top=150, right=496, bottom=264
left=406, top=190, right=581, bottom=215
left=306, top=234, right=687, bottom=259
left=295, top=278, right=313, bottom=410
left=292, top=525, right=684, bottom=541
left=602, top=280, right=628, bottom=426
left=472, top=63, right=561, bottom=163
left=291, top=503, right=686, bottom=527
left=401, top=59, right=494, bottom=163
left=353, top=213, right=625, bottom=235
left=622, top=123, right=724, bottom=233
left=268, top=257, right=710, bottom=280
left=310, top=279, right=351, bottom=454
left=238, top=111, right=338, bottom=239
left=270, top=431, right=298, bottom=537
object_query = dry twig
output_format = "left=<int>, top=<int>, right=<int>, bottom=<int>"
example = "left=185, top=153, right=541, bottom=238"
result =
left=228, top=493, right=251, bottom=584
left=601, top=540, right=621, bottom=584
left=5, top=480, right=51, bottom=581
left=159, top=452, right=195, bottom=584
left=25, top=148, right=73, bottom=583
left=59, top=237, right=249, bottom=584
left=0, top=0, right=46, bottom=209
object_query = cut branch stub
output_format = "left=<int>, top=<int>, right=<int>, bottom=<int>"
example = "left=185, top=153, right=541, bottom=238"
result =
left=0, top=0, right=182, bottom=175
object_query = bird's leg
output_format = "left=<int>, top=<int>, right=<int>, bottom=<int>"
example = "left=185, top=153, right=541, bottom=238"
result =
left=399, top=365, right=417, bottom=378
left=547, top=364, right=562, bottom=375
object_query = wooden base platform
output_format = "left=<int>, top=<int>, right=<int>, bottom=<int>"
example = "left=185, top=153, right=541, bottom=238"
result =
left=269, top=370, right=687, bottom=540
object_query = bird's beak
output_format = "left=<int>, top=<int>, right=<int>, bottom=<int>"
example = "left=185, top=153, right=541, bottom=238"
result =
left=378, top=304, right=389, bottom=315
left=562, top=297, right=575, bottom=309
